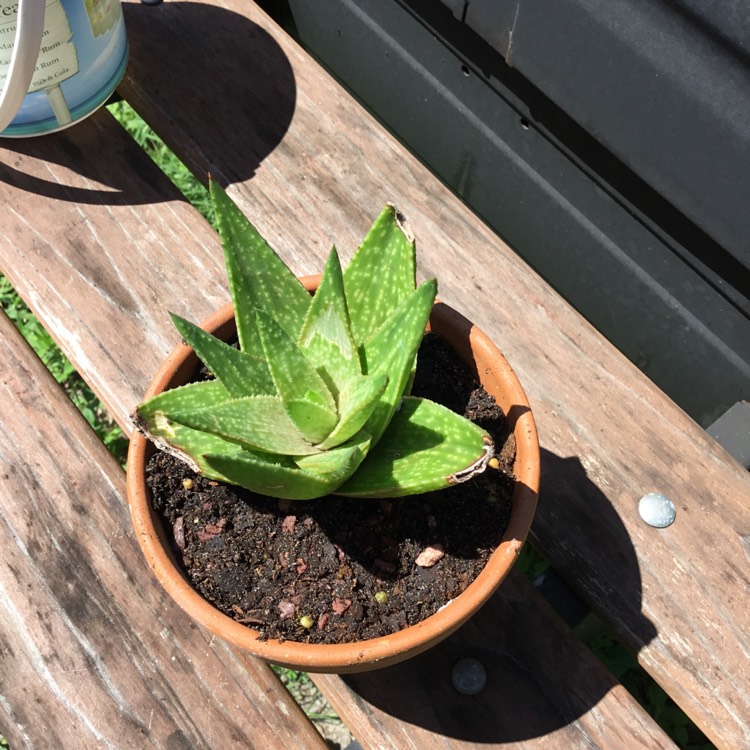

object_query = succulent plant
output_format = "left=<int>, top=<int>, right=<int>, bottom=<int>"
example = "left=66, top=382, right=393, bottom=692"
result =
left=134, top=182, right=495, bottom=500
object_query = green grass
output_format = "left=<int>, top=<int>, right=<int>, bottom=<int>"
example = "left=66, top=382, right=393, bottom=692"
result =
left=517, top=542, right=714, bottom=749
left=0, top=276, right=128, bottom=466
left=270, top=667, right=350, bottom=746
left=594, top=632, right=713, bottom=749
left=271, top=667, right=342, bottom=721
left=107, top=100, right=214, bottom=227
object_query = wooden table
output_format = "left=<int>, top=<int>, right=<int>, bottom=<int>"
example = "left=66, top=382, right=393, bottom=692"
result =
left=1, top=1, right=748, bottom=747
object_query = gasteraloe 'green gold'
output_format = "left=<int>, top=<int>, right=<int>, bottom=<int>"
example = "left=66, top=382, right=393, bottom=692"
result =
left=134, top=182, right=494, bottom=499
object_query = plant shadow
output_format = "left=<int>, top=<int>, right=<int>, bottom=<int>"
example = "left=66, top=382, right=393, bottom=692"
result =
left=333, top=449, right=658, bottom=743
left=0, top=1, right=296, bottom=204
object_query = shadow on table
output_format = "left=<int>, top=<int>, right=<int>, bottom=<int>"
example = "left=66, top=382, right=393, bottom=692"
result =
left=338, top=448, right=658, bottom=743
left=0, top=1, right=296, bottom=204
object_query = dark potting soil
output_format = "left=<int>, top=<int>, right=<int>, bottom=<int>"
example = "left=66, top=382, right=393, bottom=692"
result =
left=146, top=333, right=516, bottom=644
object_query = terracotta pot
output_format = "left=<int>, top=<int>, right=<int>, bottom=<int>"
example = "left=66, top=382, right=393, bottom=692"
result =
left=127, top=276, right=540, bottom=673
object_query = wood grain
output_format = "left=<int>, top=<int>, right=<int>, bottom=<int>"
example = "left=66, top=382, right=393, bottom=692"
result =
left=313, top=571, right=676, bottom=749
left=0, top=111, right=229, bottom=429
left=0, top=108, right=674, bottom=748
left=0, top=0, right=747, bottom=746
left=116, top=2, right=750, bottom=746
left=0, top=311, right=327, bottom=749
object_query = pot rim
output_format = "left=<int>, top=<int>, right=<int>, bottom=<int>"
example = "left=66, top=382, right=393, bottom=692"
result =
left=126, top=275, right=539, bottom=673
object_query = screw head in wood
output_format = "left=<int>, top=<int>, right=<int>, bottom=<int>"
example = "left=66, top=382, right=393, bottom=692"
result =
left=451, top=657, right=486, bottom=695
left=638, top=492, right=676, bottom=528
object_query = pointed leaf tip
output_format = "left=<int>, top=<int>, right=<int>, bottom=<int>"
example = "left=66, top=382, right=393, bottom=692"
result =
left=169, top=312, right=275, bottom=397
left=297, top=246, right=360, bottom=396
left=344, top=204, right=417, bottom=345
left=210, top=181, right=311, bottom=347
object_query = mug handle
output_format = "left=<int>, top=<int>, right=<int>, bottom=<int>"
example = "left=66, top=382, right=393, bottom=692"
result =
left=0, top=0, right=47, bottom=134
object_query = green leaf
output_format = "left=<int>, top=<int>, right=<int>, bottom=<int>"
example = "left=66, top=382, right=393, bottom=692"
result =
left=136, top=380, right=232, bottom=423
left=168, top=395, right=319, bottom=455
left=151, top=427, right=251, bottom=483
left=285, top=398, right=340, bottom=445
left=135, top=385, right=254, bottom=482
left=317, top=373, right=388, bottom=449
left=343, top=204, right=416, bottom=345
left=210, top=181, right=311, bottom=349
left=203, top=436, right=368, bottom=500
left=170, top=313, right=275, bottom=397
left=297, top=247, right=360, bottom=398
left=360, top=279, right=436, bottom=444
left=335, top=397, right=493, bottom=498
left=294, top=430, right=370, bottom=476
left=256, top=309, right=338, bottom=443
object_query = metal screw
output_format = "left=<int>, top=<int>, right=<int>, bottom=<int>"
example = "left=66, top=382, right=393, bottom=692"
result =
left=451, top=657, right=486, bottom=695
left=638, top=492, right=676, bottom=528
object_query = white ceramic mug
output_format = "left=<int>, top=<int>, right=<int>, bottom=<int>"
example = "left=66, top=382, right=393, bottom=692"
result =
left=0, top=0, right=128, bottom=136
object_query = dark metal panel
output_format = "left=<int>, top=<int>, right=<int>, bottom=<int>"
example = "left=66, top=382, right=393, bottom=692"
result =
left=280, top=0, right=750, bottom=427
left=437, top=0, right=465, bottom=20
left=464, top=0, right=750, bottom=272
left=670, top=0, right=750, bottom=65
left=707, top=401, right=750, bottom=469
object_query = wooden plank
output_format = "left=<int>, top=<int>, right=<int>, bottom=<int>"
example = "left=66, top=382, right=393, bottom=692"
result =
left=0, top=106, right=673, bottom=750
left=0, top=111, right=229, bottom=429
left=0, top=314, right=327, bottom=749
left=0, top=68, right=674, bottom=750
left=115, top=2, right=750, bottom=746
left=313, top=572, right=676, bottom=749
left=0, top=0, right=747, bottom=746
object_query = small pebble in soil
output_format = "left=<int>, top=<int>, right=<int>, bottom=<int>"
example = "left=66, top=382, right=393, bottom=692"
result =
left=415, top=544, right=446, bottom=567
